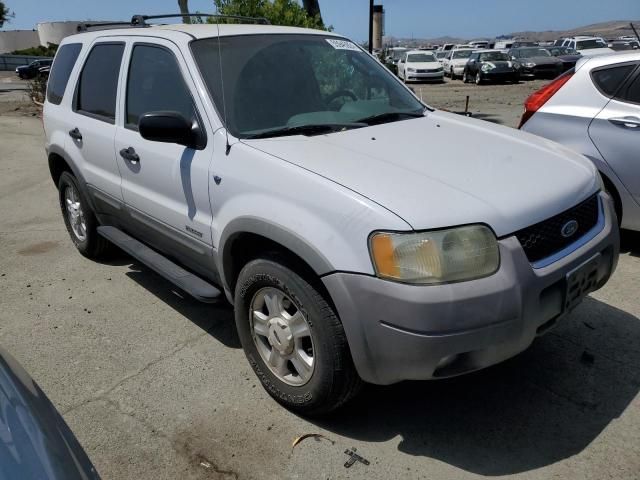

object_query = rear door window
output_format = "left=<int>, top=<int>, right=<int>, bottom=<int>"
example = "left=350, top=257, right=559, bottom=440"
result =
left=620, top=72, right=640, bottom=105
left=74, top=43, right=125, bottom=123
left=46, top=43, right=82, bottom=105
left=591, top=64, right=637, bottom=97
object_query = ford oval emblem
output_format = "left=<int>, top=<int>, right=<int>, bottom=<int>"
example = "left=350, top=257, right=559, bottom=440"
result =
left=561, top=220, right=579, bottom=238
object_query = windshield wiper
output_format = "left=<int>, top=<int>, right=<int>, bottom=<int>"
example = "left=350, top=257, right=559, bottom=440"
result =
left=355, top=110, right=425, bottom=126
left=244, top=123, right=366, bottom=139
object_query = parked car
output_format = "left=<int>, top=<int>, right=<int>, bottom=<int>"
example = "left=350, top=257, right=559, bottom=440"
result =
left=443, top=48, right=474, bottom=79
left=559, top=36, right=614, bottom=57
left=520, top=52, right=640, bottom=232
left=494, top=39, right=515, bottom=51
left=469, top=40, right=489, bottom=49
left=44, top=16, right=619, bottom=415
left=547, top=46, right=582, bottom=72
left=511, top=41, right=538, bottom=49
left=609, top=40, right=640, bottom=51
left=508, top=47, right=564, bottom=78
left=435, top=50, right=449, bottom=64
left=383, top=46, right=408, bottom=75
left=397, top=50, right=444, bottom=82
left=15, top=58, right=53, bottom=79
left=0, top=346, right=100, bottom=479
left=440, top=43, right=454, bottom=51
left=463, top=50, right=520, bottom=84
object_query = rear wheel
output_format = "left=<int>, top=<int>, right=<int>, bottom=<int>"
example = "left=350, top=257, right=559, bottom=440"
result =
left=450, top=68, right=456, bottom=80
left=58, top=171, right=110, bottom=259
left=462, top=71, right=469, bottom=83
left=475, top=72, right=483, bottom=85
left=234, top=257, right=362, bottom=415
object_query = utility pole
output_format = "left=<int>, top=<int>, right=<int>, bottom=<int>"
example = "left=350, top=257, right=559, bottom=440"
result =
left=368, top=0, right=374, bottom=53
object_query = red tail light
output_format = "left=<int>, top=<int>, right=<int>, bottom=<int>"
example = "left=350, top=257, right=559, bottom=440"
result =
left=518, top=70, right=574, bottom=129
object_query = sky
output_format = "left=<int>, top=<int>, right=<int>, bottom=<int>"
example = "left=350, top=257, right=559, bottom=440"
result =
left=4, top=0, right=640, bottom=42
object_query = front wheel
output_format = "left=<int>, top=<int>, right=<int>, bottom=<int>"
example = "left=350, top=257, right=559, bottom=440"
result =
left=475, top=72, right=483, bottom=85
left=462, top=71, right=469, bottom=83
left=234, top=257, right=362, bottom=415
left=450, top=68, right=456, bottom=80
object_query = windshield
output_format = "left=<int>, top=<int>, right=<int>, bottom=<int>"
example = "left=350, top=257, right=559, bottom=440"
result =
left=519, top=48, right=551, bottom=57
left=436, top=51, right=448, bottom=59
left=390, top=49, right=408, bottom=60
left=577, top=39, right=607, bottom=50
left=192, top=35, right=424, bottom=138
left=407, top=53, right=436, bottom=62
left=479, top=52, right=509, bottom=61
left=452, top=50, right=473, bottom=59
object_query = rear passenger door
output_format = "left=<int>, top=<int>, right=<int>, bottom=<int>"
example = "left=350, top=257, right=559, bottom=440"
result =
left=65, top=40, right=126, bottom=207
left=589, top=62, right=640, bottom=204
left=114, top=39, right=215, bottom=261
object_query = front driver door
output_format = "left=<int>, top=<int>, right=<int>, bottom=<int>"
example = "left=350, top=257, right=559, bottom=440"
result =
left=114, top=40, right=216, bottom=276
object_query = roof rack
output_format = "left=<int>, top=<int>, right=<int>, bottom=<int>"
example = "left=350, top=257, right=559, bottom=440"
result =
left=130, top=13, right=271, bottom=26
left=77, top=21, right=137, bottom=32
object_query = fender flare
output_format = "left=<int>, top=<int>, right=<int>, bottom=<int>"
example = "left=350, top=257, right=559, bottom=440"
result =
left=47, top=145, right=97, bottom=213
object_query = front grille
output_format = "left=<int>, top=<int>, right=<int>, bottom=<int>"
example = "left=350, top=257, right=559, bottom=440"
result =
left=514, top=194, right=600, bottom=263
left=417, top=68, right=440, bottom=73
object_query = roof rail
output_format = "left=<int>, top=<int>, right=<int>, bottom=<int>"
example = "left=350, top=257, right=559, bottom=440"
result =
left=76, top=21, right=137, bottom=32
left=130, top=13, right=271, bottom=26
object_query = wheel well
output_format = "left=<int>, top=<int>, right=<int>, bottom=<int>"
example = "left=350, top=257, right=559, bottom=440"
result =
left=48, top=153, right=72, bottom=188
left=224, top=232, right=334, bottom=306
left=599, top=171, right=622, bottom=223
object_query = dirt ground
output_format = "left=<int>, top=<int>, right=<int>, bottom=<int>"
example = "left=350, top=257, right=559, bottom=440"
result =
left=1, top=72, right=639, bottom=480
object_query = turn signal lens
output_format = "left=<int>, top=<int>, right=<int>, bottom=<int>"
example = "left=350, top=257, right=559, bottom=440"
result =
left=369, top=225, right=500, bottom=284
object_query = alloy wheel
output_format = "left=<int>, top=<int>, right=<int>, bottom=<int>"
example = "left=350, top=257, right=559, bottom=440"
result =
left=64, top=185, right=87, bottom=242
left=250, top=287, right=315, bottom=386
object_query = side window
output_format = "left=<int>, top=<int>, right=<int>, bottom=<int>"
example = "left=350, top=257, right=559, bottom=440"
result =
left=75, top=43, right=125, bottom=122
left=591, top=64, right=636, bottom=97
left=46, top=43, right=82, bottom=105
left=622, top=72, right=640, bottom=104
left=126, top=44, right=196, bottom=129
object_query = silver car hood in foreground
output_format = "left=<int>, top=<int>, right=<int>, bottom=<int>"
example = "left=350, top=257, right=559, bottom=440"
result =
left=247, top=111, right=599, bottom=236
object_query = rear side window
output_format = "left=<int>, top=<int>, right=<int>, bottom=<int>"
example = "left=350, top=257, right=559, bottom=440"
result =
left=125, top=44, right=196, bottom=129
left=622, top=74, right=640, bottom=104
left=75, top=43, right=125, bottom=123
left=591, top=64, right=636, bottom=97
left=47, top=43, right=82, bottom=105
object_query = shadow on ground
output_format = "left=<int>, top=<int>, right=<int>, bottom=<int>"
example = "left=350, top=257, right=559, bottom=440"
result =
left=471, top=112, right=504, bottom=124
left=121, top=260, right=240, bottom=349
left=621, top=229, right=640, bottom=257
left=311, top=297, right=640, bottom=476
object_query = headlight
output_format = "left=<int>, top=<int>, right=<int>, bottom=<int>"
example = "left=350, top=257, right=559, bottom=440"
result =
left=407, top=68, right=416, bottom=73
left=524, top=62, right=535, bottom=68
left=481, top=63, right=495, bottom=72
left=369, top=225, right=500, bottom=284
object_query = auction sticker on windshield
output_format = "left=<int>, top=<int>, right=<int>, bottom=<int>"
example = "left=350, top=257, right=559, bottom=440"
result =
left=326, top=39, right=361, bottom=52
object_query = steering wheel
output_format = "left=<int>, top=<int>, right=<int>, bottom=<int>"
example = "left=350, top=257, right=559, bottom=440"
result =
left=326, top=90, right=358, bottom=109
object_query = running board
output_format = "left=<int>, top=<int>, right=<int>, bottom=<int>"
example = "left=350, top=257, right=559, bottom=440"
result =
left=97, top=226, right=222, bottom=303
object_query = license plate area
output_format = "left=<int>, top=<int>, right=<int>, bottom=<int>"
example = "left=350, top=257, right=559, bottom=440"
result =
left=565, top=253, right=601, bottom=311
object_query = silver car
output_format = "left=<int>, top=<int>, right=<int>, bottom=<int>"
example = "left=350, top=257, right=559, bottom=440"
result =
left=520, top=52, right=640, bottom=232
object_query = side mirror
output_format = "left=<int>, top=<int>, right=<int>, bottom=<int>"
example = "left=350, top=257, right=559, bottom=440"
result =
left=138, top=111, right=203, bottom=149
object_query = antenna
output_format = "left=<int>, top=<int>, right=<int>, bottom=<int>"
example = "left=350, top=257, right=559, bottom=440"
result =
left=214, top=21, right=231, bottom=155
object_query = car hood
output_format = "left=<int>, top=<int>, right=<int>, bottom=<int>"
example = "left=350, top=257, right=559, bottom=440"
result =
left=450, top=58, right=471, bottom=66
left=407, top=61, right=441, bottom=69
left=520, top=56, right=562, bottom=65
left=557, top=54, right=581, bottom=61
left=244, top=111, right=598, bottom=236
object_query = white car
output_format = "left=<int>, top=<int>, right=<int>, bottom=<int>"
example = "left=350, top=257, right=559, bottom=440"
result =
left=443, top=48, right=474, bottom=79
left=560, top=36, right=615, bottom=57
left=43, top=15, right=618, bottom=415
left=397, top=50, right=444, bottom=82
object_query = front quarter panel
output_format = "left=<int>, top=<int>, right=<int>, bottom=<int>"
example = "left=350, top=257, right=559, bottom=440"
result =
left=211, top=130, right=411, bottom=289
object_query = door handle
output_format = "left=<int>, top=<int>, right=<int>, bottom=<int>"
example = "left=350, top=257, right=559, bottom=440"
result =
left=68, top=128, right=82, bottom=141
left=119, top=147, right=140, bottom=164
left=609, top=116, right=640, bottom=129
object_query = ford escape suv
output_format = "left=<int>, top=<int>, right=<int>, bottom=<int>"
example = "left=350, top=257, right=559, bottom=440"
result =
left=43, top=15, right=619, bottom=415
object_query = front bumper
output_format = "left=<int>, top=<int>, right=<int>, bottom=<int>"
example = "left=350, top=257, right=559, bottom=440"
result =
left=479, top=70, right=519, bottom=82
left=406, top=71, right=444, bottom=81
left=322, top=192, right=619, bottom=385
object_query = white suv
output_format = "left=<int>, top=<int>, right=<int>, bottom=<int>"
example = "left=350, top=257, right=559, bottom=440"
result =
left=44, top=15, right=619, bottom=415
left=560, top=36, right=614, bottom=57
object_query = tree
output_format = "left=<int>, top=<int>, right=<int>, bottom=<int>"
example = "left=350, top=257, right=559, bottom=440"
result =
left=301, top=0, right=322, bottom=24
left=213, top=0, right=325, bottom=29
left=177, top=0, right=191, bottom=24
left=0, top=1, right=13, bottom=29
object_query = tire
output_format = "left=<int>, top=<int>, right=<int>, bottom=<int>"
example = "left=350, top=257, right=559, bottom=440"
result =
left=450, top=68, right=456, bottom=80
left=58, top=171, right=110, bottom=259
left=462, top=71, right=468, bottom=83
left=475, top=72, right=483, bottom=85
left=234, top=256, right=362, bottom=416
